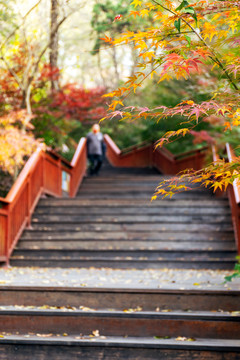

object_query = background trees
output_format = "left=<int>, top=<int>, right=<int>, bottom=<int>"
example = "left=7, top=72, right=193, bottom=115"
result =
left=102, top=0, right=240, bottom=193
left=1, top=0, right=240, bottom=197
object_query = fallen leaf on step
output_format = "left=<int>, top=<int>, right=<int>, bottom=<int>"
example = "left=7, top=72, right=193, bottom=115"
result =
left=231, top=311, right=240, bottom=316
left=154, top=336, right=170, bottom=339
left=79, top=306, right=95, bottom=312
left=123, top=306, right=142, bottom=313
left=90, top=330, right=100, bottom=337
left=175, top=336, right=196, bottom=341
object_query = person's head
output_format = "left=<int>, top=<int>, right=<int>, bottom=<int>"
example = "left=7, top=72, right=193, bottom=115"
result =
left=92, top=124, right=100, bottom=134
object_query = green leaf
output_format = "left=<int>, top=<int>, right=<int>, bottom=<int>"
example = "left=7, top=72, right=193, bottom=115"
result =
left=176, top=0, right=189, bottom=11
left=174, top=18, right=181, bottom=33
left=184, top=8, right=195, bottom=14
left=184, top=35, right=191, bottom=46
left=154, top=336, right=171, bottom=339
left=191, top=13, right=198, bottom=26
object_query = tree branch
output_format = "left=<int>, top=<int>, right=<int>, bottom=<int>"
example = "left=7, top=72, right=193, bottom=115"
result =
left=151, top=0, right=239, bottom=90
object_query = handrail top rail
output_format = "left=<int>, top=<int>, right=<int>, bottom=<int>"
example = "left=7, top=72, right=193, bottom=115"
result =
left=212, top=144, right=220, bottom=164
left=173, top=145, right=208, bottom=160
left=104, top=134, right=121, bottom=156
left=71, top=137, right=86, bottom=167
left=120, top=140, right=152, bottom=155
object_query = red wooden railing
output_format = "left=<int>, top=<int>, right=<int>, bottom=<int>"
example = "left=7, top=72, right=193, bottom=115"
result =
left=104, top=134, right=207, bottom=174
left=226, top=143, right=240, bottom=254
left=0, top=138, right=87, bottom=263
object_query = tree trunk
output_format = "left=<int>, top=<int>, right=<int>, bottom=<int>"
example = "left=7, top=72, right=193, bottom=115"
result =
left=50, top=0, right=59, bottom=92
left=111, top=46, right=120, bottom=86
left=97, top=51, right=106, bottom=88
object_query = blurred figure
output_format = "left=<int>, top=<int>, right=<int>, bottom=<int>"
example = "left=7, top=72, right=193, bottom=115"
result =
left=86, top=124, right=105, bottom=176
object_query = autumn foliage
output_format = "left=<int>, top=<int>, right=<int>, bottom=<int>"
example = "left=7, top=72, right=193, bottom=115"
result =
left=102, top=0, right=240, bottom=196
left=0, top=110, right=40, bottom=177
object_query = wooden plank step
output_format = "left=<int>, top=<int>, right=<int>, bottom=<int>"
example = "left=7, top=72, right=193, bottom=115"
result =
left=78, top=186, right=211, bottom=193
left=76, top=193, right=215, bottom=200
left=12, top=249, right=236, bottom=260
left=28, top=223, right=234, bottom=232
left=0, top=287, right=239, bottom=311
left=31, top=215, right=232, bottom=224
left=20, top=230, right=234, bottom=241
left=0, top=336, right=239, bottom=360
left=16, top=240, right=236, bottom=251
left=38, top=198, right=229, bottom=207
left=10, top=258, right=236, bottom=269
left=0, top=308, right=239, bottom=339
left=34, top=206, right=231, bottom=215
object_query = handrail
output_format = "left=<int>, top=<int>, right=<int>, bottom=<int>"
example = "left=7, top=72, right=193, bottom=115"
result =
left=104, top=134, right=207, bottom=175
left=0, top=137, right=87, bottom=264
left=226, top=143, right=240, bottom=204
left=174, top=146, right=208, bottom=160
left=6, top=147, right=43, bottom=203
left=225, top=143, right=240, bottom=254
left=121, top=140, right=152, bottom=155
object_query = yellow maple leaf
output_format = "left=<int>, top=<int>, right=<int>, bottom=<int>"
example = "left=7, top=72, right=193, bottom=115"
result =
left=130, top=0, right=142, bottom=8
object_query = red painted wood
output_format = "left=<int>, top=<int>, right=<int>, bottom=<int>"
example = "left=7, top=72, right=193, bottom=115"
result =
left=104, top=134, right=207, bottom=174
left=0, top=138, right=87, bottom=263
left=226, top=143, right=240, bottom=254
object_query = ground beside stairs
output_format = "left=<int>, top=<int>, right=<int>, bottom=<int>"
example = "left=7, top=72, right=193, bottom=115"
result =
left=0, top=163, right=240, bottom=359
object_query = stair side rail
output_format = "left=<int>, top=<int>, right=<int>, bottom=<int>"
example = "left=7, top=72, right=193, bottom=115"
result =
left=104, top=134, right=207, bottom=174
left=0, top=137, right=87, bottom=263
left=226, top=143, right=240, bottom=254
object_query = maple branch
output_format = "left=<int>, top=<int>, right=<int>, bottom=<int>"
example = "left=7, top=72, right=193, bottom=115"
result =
left=151, top=0, right=239, bottom=90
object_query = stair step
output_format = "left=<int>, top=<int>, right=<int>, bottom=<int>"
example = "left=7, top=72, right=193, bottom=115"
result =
left=31, top=215, right=232, bottom=224
left=28, top=223, right=234, bottom=232
left=20, top=231, right=234, bottom=241
left=0, top=336, right=239, bottom=359
left=34, top=206, right=231, bottom=215
left=0, top=307, right=239, bottom=338
left=38, top=199, right=229, bottom=207
left=16, top=240, right=236, bottom=251
left=10, top=258, right=236, bottom=269
left=0, top=287, right=239, bottom=311
left=12, top=249, right=236, bottom=259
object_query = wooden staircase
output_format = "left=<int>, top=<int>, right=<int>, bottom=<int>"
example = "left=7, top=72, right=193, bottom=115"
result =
left=11, top=163, right=236, bottom=269
left=1, top=163, right=239, bottom=359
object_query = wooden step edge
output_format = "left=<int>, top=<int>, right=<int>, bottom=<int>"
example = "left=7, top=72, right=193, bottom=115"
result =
left=0, top=286, right=239, bottom=296
left=12, top=248, right=237, bottom=254
left=0, top=335, right=239, bottom=351
left=0, top=308, right=239, bottom=321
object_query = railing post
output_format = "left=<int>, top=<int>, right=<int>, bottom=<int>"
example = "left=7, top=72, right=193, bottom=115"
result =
left=6, top=205, right=11, bottom=264
left=27, top=176, right=32, bottom=229
left=58, top=158, right=62, bottom=197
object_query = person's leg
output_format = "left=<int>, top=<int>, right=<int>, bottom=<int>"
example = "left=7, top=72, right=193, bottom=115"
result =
left=88, top=155, right=95, bottom=175
left=94, top=155, right=103, bottom=175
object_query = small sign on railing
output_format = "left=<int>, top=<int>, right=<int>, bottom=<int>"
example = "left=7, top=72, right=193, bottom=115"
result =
left=62, top=171, right=70, bottom=193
